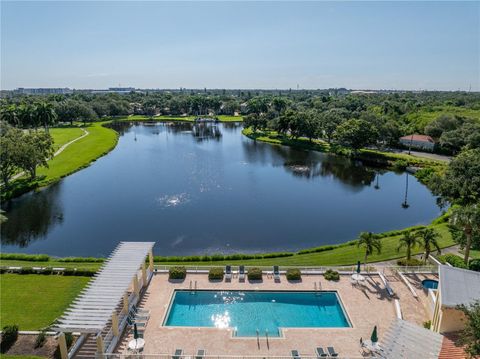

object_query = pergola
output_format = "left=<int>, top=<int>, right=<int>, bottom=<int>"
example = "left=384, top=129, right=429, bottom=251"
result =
left=53, top=241, right=155, bottom=357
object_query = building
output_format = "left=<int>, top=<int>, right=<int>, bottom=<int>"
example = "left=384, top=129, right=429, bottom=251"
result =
left=431, top=265, right=480, bottom=333
left=399, top=134, right=435, bottom=151
left=15, top=87, right=72, bottom=95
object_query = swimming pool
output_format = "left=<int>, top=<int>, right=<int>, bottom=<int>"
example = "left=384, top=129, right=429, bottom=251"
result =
left=422, top=279, right=439, bottom=290
left=164, top=290, right=351, bottom=337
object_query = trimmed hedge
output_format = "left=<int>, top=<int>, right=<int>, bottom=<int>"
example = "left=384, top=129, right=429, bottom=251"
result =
left=323, top=269, right=340, bottom=281
left=0, top=324, right=19, bottom=353
left=286, top=268, right=301, bottom=281
left=438, top=254, right=468, bottom=269
left=0, top=253, right=49, bottom=262
left=0, top=267, right=96, bottom=277
left=169, top=266, right=186, bottom=280
left=247, top=267, right=262, bottom=281
left=208, top=267, right=224, bottom=281
left=396, top=258, right=424, bottom=266
left=153, top=252, right=293, bottom=263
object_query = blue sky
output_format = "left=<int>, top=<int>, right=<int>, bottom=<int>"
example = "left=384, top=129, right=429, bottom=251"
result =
left=1, top=1, right=478, bottom=90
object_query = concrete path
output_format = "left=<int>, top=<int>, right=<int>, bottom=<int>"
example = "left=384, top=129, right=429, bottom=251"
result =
left=6, top=128, right=89, bottom=183
left=397, top=150, right=452, bottom=162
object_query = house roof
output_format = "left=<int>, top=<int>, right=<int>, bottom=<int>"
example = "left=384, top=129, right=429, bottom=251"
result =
left=399, top=134, right=435, bottom=143
left=439, top=265, right=480, bottom=308
left=379, top=319, right=443, bottom=359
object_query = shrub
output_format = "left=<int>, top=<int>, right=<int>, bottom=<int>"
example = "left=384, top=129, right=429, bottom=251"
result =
left=35, top=330, right=47, bottom=348
left=18, top=267, right=34, bottom=274
left=169, top=266, right=186, bottom=280
left=393, top=159, right=408, bottom=170
left=74, top=269, right=97, bottom=277
left=208, top=267, right=224, bottom=281
left=63, top=268, right=76, bottom=276
left=423, top=320, right=431, bottom=329
left=414, top=167, right=436, bottom=185
left=323, top=269, right=340, bottom=281
left=58, top=257, right=104, bottom=263
left=0, top=324, right=19, bottom=353
left=247, top=267, right=262, bottom=281
left=286, top=268, right=301, bottom=281
left=0, top=253, right=50, bottom=262
left=469, top=259, right=480, bottom=272
left=438, top=254, right=468, bottom=269
left=396, top=258, right=423, bottom=266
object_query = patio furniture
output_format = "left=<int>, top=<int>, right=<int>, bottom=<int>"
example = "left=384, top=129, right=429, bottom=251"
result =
left=239, top=265, right=245, bottom=281
left=128, top=338, right=145, bottom=352
left=173, top=349, right=183, bottom=359
left=273, top=266, right=280, bottom=281
left=327, top=346, right=338, bottom=357
left=291, top=350, right=301, bottom=359
left=196, top=349, right=206, bottom=359
left=225, top=265, right=232, bottom=280
left=315, top=347, right=328, bottom=358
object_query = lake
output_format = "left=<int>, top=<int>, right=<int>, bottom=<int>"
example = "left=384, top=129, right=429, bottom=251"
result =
left=1, top=122, right=443, bottom=257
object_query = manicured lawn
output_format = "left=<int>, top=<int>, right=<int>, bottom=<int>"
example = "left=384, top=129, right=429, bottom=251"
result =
left=49, top=127, right=85, bottom=150
left=2, top=122, right=118, bottom=200
left=0, top=274, right=90, bottom=330
left=216, top=115, right=243, bottom=122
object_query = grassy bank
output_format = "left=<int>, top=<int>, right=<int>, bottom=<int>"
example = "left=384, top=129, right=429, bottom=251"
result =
left=2, top=122, right=118, bottom=201
left=49, top=127, right=85, bottom=150
left=0, top=274, right=90, bottom=330
left=0, top=223, right=455, bottom=269
left=242, top=127, right=445, bottom=169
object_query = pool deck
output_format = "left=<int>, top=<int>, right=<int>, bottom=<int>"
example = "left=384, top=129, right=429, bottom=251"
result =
left=115, top=271, right=437, bottom=357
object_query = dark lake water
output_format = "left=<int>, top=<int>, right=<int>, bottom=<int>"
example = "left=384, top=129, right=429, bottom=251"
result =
left=1, top=122, right=444, bottom=257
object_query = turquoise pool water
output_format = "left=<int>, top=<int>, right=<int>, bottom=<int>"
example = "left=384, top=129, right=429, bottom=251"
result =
left=164, top=290, right=351, bottom=336
left=422, top=279, right=439, bottom=290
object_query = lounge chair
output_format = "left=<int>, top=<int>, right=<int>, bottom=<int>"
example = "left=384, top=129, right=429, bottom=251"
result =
left=327, top=347, right=338, bottom=357
left=291, top=350, right=301, bottom=359
left=225, top=265, right=232, bottom=280
left=173, top=349, right=183, bottom=359
left=315, top=347, right=328, bottom=358
left=239, top=265, right=245, bottom=281
left=273, top=266, right=280, bottom=281
left=196, top=349, right=206, bottom=359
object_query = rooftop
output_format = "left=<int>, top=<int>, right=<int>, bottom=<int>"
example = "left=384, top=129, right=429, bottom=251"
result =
left=439, top=264, right=480, bottom=308
left=399, top=134, right=435, bottom=143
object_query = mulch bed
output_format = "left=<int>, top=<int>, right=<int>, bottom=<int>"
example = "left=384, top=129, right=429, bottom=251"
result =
left=4, top=334, right=58, bottom=358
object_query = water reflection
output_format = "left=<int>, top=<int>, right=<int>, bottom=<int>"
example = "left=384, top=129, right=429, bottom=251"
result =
left=192, top=123, right=222, bottom=141
left=1, top=184, right=64, bottom=247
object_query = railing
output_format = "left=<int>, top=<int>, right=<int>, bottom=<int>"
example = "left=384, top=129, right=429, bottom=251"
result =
left=99, top=354, right=364, bottom=359
left=389, top=265, right=438, bottom=274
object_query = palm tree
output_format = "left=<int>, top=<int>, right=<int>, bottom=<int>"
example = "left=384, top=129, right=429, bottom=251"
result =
left=417, top=228, right=441, bottom=263
left=397, top=231, right=422, bottom=261
left=34, top=102, right=57, bottom=132
left=450, top=205, right=480, bottom=264
left=357, top=232, right=382, bottom=268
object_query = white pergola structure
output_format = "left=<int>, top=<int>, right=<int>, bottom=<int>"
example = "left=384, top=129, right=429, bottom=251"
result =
left=53, top=242, right=155, bottom=358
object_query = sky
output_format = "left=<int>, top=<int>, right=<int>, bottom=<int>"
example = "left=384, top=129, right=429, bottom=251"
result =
left=1, top=1, right=479, bottom=91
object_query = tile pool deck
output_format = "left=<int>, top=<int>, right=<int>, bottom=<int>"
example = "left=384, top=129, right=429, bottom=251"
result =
left=116, top=271, right=438, bottom=357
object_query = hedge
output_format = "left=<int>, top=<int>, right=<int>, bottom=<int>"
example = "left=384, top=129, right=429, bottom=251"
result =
left=153, top=252, right=293, bottom=263
left=469, top=259, right=480, bottom=272
left=1, top=325, right=19, bottom=353
left=286, top=268, right=301, bottom=281
left=438, top=254, right=468, bottom=269
left=208, top=267, right=224, bottom=281
left=247, top=267, right=262, bottom=281
left=168, top=266, right=186, bottom=280
left=323, top=269, right=340, bottom=281
left=0, top=253, right=50, bottom=262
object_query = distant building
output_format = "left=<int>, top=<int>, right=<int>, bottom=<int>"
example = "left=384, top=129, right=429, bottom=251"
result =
left=108, top=87, right=135, bottom=93
left=15, top=87, right=72, bottom=95
left=399, top=134, right=435, bottom=151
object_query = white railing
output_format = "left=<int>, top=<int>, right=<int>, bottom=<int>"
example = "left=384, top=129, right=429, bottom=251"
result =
left=99, top=354, right=364, bottom=359
left=389, top=265, right=438, bottom=274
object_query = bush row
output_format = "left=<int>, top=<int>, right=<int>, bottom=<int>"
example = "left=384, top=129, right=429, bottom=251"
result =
left=437, top=254, right=468, bottom=269
left=0, top=267, right=97, bottom=276
left=154, top=252, right=294, bottom=263
left=0, top=253, right=50, bottom=262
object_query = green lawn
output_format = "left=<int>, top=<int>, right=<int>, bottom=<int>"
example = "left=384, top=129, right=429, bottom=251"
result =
left=0, top=274, right=90, bottom=330
left=2, top=122, right=118, bottom=200
left=0, top=223, right=455, bottom=269
left=49, top=127, right=85, bottom=150
left=216, top=115, right=243, bottom=122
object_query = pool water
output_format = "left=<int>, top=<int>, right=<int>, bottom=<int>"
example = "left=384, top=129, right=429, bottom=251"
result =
left=164, top=290, right=351, bottom=336
left=422, top=279, right=439, bottom=290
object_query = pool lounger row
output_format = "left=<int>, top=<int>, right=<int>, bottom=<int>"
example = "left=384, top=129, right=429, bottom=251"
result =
left=173, top=349, right=205, bottom=359
left=292, top=347, right=339, bottom=358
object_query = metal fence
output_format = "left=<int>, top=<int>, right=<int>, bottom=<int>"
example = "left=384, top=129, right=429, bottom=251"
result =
left=98, top=354, right=366, bottom=359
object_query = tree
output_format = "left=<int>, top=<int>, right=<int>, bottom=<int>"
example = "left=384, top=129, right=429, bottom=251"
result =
left=397, top=231, right=422, bottom=261
left=0, top=122, right=23, bottom=186
left=450, top=205, right=480, bottom=264
left=356, top=232, right=382, bottom=267
left=0, top=105, right=19, bottom=126
left=424, top=114, right=462, bottom=139
left=417, top=228, right=441, bottom=263
left=34, top=102, right=57, bottom=132
left=243, top=113, right=267, bottom=133
left=18, top=131, right=54, bottom=180
left=318, top=108, right=348, bottom=143
left=334, top=119, right=379, bottom=151
left=432, top=148, right=480, bottom=206
left=457, top=300, right=480, bottom=357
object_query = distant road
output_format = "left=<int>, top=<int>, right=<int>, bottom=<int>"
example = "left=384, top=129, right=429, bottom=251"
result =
left=398, top=150, right=452, bottom=162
